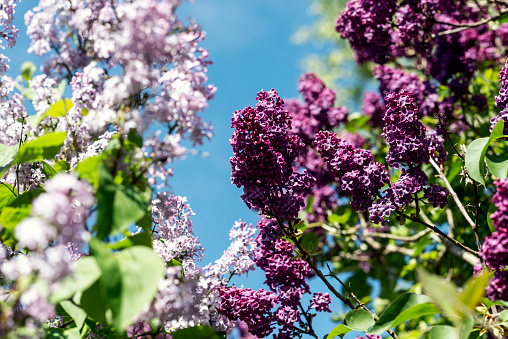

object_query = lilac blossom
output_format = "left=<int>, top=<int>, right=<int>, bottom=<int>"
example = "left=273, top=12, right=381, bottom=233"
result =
left=309, top=292, right=332, bottom=312
left=152, top=193, right=204, bottom=278
left=205, top=220, right=257, bottom=279
left=424, top=185, right=449, bottom=208
left=487, top=270, right=508, bottom=301
left=491, top=179, right=508, bottom=231
left=218, top=286, right=277, bottom=338
left=315, top=130, right=389, bottom=211
left=286, top=73, right=348, bottom=144
left=29, top=74, right=58, bottom=115
left=362, top=91, right=386, bottom=128
left=230, top=89, right=315, bottom=221
left=383, top=90, right=430, bottom=168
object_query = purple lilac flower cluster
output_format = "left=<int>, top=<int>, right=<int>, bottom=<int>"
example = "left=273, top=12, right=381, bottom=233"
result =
left=286, top=72, right=348, bottom=145
left=335, top=0, right=397, bottom=64
left=230, top=89, right=315, bottom=221
left=491, top=60, right=508, bottom=134
left=362, top=91, right=386, bottom=129
left=383, top=90, right=430, bottom=168
left=218, top=287, right=277, bottom=338
left=315, top=130, right=389, bottom=211
left=373, top=65, right=438, bottom=117
left=481, top=179, right=508, bottom=300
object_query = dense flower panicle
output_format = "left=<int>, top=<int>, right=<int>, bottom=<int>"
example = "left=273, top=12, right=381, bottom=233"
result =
left=218, top=286, right=277, bottom=338
left=373, top=65, right=437, bottom=117
left=315, top=130, right=389, bottom=211
left=286, top=73, right=348, bottom=144
left=368, top=198, right=396, bottom=226
left=335, top=0, right=397, bottom=64
left=26, top=0, right=215, bottom=187
left=255, top=217, right=283, bottom=246
left=205, top=220, right=257, bottom=279
left=490, top=179, right=508, bottom=231
left=362, top=91, right=386, bottom=128
left=480, top=231, right=508, bottom=270
left=383, top=90, right=430, bottom=167
left=139, top=267, right=223, bottom=332
left=152, top=193, right=204, bottom=278
left=385, top=168, right=427, bottom=208
left=496, top=61, right=508, bottom=111
left=424, top=185, right=449, bottom=208
left=230, top=89, right=315, bottom=220
left=14, top=174, right=94, bottom=250
left=487, top=270, right=508, bottom=301
left=309, top=292, right=332, bottom=312
left=427, top=130, right=448, bottom=165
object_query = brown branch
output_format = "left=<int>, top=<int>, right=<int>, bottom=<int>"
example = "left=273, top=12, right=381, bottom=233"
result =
left=435, top=7, right=508, bottom=36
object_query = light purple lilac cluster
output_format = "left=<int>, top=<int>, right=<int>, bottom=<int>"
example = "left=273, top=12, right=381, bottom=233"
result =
left=25, top=0, right=215, bottom=187
left=481, top=179, right=508, bottom=301
left=205, top=220, right=257, bottom=279
left=315, top=130, right=389, bottom=212
left=152, top=193, right=204, bottom=279
left=1, top=174, right=94, bottom=325
left=230, top=89, right=315, bottom=221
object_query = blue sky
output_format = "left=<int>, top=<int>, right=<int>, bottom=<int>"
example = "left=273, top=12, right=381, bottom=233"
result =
left=6, top=1, right=377, bottom=338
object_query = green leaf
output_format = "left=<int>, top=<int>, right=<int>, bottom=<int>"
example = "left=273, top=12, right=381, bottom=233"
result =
left=171, top=325, right=222, bottom=339
left=79, top=279, right=109, bottom=325
left=417, top=268, right=471, bottom=322
left=328, top=208, right=351, bottom=224
left=300, top=232, right=318, bottom=254
left=50, top=256, right=101, bottom=303
left=488, top=202, right=497, bottom=232
left=108, top=232, right=153, bottom=250
left=0, top=189, right=43, bottom=230
left=59, top=301, right=87, bottom=330
left=42, top=161, right=58, bottom=179
left=369, top=293, right=436, bottom=334
left=46, top=99, right=73, bottom=118
left=429, top=325, right=459, bottom=339
left=459, top=270, right=489, bottom=310
left=390, top=303, right=440, bottom=330
left=499, top=309, right=508, bottom=326
left=0, top=183, right=16, bottom=210
left=486, top=154, right=508, bottom=180
left=21, top=61, right=36, bottom=82
left=342, top=270, right=372, bottom=304
left=15, top=132, right=67, bottom=164
left=89, top=239, right=164, bottom=331
left=0, top=143, right=19, bottom=177
left=344, top=309, right=375, bottom=331
left=53, top=160, right=70, bottom=173
left=326, top=324, right=352, bottom=339
left=465, top=119, right=507, bottom=186
left=96, top=164, right=151, bottom=239
left=412, top=234, right=432, bottom=257
left=75, top=155, right=103, bottom=187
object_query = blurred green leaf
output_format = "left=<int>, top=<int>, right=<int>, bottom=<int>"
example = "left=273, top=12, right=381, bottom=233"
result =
left=369, top=293, right=436, bottom=334
left=0, top=143, right=19, bottom=177
left=429, top=325, right=458, bottom=339
left=488, top=202, right=497, bottom=232
left=60, top=301, right=87, bottom=331
left=21, top=61, right=36, bottom=82
left=459, top=271, right=489, bottom=310
left=15, top=132, right=67, bottom=164
left=171, top=325, right=222, bottom=339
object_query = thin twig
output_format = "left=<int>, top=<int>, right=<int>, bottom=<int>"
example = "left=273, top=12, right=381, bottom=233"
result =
left=435, top=7, right=508, bottom=36
left=397, top=210, right=479, bottom=256
left=429, top=158, right=476, bottom=229
left=363, top=228, right=431, bottom=242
